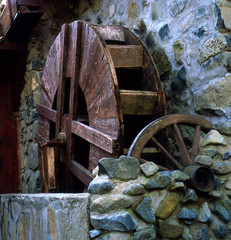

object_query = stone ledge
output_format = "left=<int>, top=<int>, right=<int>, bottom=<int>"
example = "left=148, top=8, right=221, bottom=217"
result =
left=0, top=193, right=90, bottom=240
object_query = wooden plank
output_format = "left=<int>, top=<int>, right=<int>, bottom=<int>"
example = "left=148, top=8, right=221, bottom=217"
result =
left=41, top=146, right=56, bottom=192
left=90, top=117, right=119, bottom=139
left=55, top=24, right=69, bottom=137
left=36, top=103, right=57, bottom=122
left=107, top=45, right=143, bottom=68
left=93, top=25, right=125, bottom=42
left=70, top=160, right=93, bottom=186
left=72, top=120, right=116, bottom=154
left=120, top=90, right=157, bottom=115
left=46, top=146, right=56, bottom=190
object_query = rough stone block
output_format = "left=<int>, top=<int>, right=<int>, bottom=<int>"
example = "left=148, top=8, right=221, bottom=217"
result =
left=182, top=189, right=198, bottom=203
left=144, top=171, right=171, bottom=189
left=133, top=197, right=155, bottom=223
left=198, top=35, right=228, bottom=64
left=195, top=155, right=213, bottom=167
left=158, top=218, right=184, bottom=238
left=133, top=226, right=156, bottom=240
left=90, top=211, right=137, bottom=231
left=198, top=202, right=212, bottom=223
left=123, top=184, right=146, bottom=196
left=140, top=162, right=159, bottom=177
left=90, top=194, right=132, bottom=214
left=98, top=156, right=140, bottom=180
left=169, top=0, right=189, bottom=17
left=155, top=192, right=180, bottom=219
left=88, top=179, right=114, bottom=194
left=200, top=130, right=227, bottom=147
left=177, top=207, right=197, bottom=221
left=212, top=203, right=230, bottom=223
left=213, top=161, right=231, bottom=175
left=220, top=6, right=231, bottom=30
left=198, top=225, right=209, bottom=240
left=158, top=24, right=170, bottom=40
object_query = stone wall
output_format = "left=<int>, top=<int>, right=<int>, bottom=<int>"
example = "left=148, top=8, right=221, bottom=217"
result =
left=0, top=193, right=90, bottom=240
left=88, top=129, right=231, bottom=239
left=19, top=0, right=231, bottom=192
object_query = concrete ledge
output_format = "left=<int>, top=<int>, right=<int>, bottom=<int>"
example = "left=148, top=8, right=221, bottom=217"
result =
left=0, top=193, right=90, bottom=240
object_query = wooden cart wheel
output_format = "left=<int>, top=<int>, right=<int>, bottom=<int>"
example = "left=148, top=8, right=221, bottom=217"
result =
left=127, top=114, right=212, bottom=171
left=36, top=21, right=166, bottom=192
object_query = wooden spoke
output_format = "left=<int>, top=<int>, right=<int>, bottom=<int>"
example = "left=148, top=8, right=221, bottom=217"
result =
left=36, top=103, right=57, bottom=122
left=151, top=137, right=183, bottom=170
left=70, top=160, right=93, bottom=186
left=71, top=120, right=116, bottom=154
left=172, top=123, right=192, bottom=166
left=191, top=125, right=201, bottom=162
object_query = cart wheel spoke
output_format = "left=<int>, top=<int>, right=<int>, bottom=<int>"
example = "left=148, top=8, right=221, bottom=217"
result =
left=191, top=125, right=201, bottom=162
left=151, top=137, right=184, bottom=170
left=172, top=123, right=192, bottom=166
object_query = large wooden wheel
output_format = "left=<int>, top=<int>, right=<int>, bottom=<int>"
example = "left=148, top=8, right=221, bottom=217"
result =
left=36, top=21, right=166, bottom=192
left=128, top=114, right=213, bottom=171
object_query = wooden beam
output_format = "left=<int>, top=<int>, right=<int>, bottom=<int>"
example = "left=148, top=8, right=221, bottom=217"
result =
left=18, top=0, right=42, bottom=7
left=36, top=103, right=57, bottom=122
left=107, top=45, right=143, bottom=68
left=120, top=90, right=157, bottom=115
left=0, top=41, right=26, bottom=51
left=72, top=120, right=117, bottom=154
left=70, top=160, right=93, bottom=186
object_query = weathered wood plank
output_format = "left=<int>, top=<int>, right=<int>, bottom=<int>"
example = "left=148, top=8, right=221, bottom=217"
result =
left=107, top=45, right=143, bottom=68
left=72, top=120, right=117, bottom=154
left=36, top=103, right=57, bottom=122
left=70, top=160, right=93, bottom=186
left=93, top=25, right=125, bottom=42
left=37, top=116, right=50, bottom=142
left=56, top=24, right=69, bottom=138
left=41, top=146, right=56, bottom=192
left=120, top=90, right=157, bottom=115
left=90, top=118, right=119, bottom=139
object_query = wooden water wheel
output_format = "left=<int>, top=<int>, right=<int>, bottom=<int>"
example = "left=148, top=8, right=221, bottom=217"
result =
left=36, top=21, right=166, bottom=192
